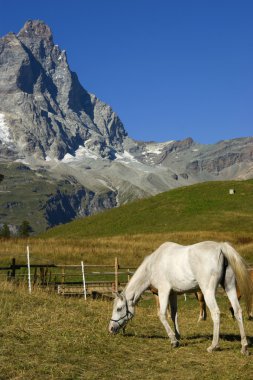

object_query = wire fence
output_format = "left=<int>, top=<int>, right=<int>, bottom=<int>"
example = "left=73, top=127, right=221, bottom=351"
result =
left=0, top=246, right=136, bottom=299
left=3, top=245, right=251, bottom=301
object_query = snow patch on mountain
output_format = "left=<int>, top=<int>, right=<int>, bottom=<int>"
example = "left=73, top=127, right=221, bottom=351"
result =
left=115, top=150, right=139, bottom=164
left=62, top=146, right=101, bottom=163
left=0, top=114, right=12, bottom=145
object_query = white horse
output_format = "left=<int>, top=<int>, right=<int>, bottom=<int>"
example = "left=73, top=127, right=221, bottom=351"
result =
left=109, top=241, right=252, bottom=354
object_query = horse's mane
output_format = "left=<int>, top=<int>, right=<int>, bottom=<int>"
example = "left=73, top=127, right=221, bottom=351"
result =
left=124, top=254, right=152, bottom=304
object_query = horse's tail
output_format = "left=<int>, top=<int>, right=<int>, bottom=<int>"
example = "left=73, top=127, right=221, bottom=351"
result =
left=221, top=242, right=253, bottom=315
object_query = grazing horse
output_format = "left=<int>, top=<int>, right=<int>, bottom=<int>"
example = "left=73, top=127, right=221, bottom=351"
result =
left=109, top=241, right=252, bottom=354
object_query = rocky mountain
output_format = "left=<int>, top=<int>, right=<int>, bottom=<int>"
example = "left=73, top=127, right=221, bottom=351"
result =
left=0, top=20, right=127, bottom=161
left=0, top=20, right=252, bottom=234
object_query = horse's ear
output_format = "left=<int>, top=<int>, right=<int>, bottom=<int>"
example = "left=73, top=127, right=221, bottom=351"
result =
left=112, top=291, right=124, bottom=300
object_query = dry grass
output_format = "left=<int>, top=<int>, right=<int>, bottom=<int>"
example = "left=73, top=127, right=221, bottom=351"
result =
left=0, top=282, right=252, bottom=379
left=0, top=231, right=253, bottom=267
left=1, top=179, right=253, bottom=378
left=0, top=232, right=252, bottom=378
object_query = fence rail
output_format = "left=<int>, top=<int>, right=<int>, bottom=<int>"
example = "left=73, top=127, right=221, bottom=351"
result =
left=0, top=251, right=134, bottom=299
left=2, top=246, right=252, bottom=300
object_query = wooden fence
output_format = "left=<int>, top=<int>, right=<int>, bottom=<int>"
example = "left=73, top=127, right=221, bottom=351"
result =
left=0, top=255, right=136, bottom=299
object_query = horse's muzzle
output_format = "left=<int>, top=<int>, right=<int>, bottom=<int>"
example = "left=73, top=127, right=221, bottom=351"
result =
left=108, top=321, right=120, bottom=334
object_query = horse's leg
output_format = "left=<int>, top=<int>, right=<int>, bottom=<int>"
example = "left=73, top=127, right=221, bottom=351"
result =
left=169, top=292, right=180, bottom=340
left=158, top=289, right=179, bottom=347
left=153, top=291, right=171, bottom=318
left=202, top=288, right=220, bottom=353
left=224, top=270, right=248, bottom=355
left=229, top=282, right=241, bottom=318
left=154, top=293, right=160, bottom=317
left=195, top=291, right=207, bottom=322
left=226, top=290, right=248, bottom=354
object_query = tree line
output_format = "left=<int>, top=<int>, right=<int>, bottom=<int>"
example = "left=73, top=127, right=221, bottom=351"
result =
left=0, top=221, right=32, bottom=238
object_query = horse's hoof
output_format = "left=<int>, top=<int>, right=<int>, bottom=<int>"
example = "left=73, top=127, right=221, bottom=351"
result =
left=171, top=341, right=179, bottom=348
left=241, top=346, right=249, bottom=356
left=207, top=345, right=220, bottom=353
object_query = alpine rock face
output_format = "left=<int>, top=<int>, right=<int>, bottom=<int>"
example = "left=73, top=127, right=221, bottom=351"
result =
left=0, top=20, right=126, bottom=160
left=0, top=20, right=252, bottom=233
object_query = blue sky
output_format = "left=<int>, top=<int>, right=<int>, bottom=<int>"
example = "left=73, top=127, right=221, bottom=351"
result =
left=0, top=0, right=252, bottom=144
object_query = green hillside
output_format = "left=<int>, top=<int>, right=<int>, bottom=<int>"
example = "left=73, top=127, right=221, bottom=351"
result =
left=0, top=162, right=89, bottom=234
left=41, top=180, right=253, bottom=239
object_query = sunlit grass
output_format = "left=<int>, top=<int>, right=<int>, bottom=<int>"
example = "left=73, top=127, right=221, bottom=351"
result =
left=40, top=180, right=253, bottom=239
left=0, top=283, right=252, bottom=379
left=0, top=180, right=253, bottom=378
left=0, top=231, right=253, bottom=267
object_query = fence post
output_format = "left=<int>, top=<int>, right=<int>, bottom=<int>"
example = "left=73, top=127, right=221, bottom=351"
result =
left=10, top=258, right=16, bottom=279
left=40, top=267, right=45, bottom=286
left=33, top=267, right=38, bottom=285
left=45, top=267, right=49, bottom=287
left=115, top=257, right=119, bottom=293
left=81, top=261, right=87, bottom=300
left=27, top=245, right=32, bottom=294
left=61, top=267, right=65, bottom=285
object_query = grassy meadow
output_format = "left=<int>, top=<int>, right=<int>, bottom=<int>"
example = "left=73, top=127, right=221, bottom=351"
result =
left=0, top=282, right=252, bottom=380
left=0, top=180, right=253, bottom=379
left=41, top=179, right=253, bottom=239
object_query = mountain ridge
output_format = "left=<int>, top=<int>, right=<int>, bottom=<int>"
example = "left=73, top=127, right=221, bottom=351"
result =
left=0, top=20, right=252, bottom=233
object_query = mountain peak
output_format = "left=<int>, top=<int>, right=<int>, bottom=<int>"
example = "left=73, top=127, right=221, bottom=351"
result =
left=0, top=20, right=127, bottom=160
left=18, top=20, right=53, bottom=42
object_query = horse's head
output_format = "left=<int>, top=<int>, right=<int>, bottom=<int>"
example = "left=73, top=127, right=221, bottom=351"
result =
left=108, top=292, right=134, bottom=334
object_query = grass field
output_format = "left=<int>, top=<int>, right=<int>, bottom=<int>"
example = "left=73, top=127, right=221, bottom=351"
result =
left=0, top=231, right=252, bottom=379
left=0, top=283, right=252, bottom=380
left=41, top=180, right=253, bottom=239
left=1, top=180, right=253, bottom=379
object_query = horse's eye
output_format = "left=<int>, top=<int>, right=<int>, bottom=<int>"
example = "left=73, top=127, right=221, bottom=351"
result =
left=117, top=307, right=122, bottom=312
